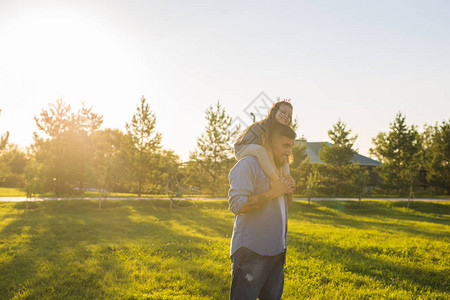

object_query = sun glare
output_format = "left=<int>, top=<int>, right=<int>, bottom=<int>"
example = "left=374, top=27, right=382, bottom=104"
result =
left=1, top=6, right=135, bottom=108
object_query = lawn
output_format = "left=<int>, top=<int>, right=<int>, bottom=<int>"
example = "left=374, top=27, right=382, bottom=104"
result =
left=0, top=199, right=448, bottom=299
left=0, top=186, right=214, bottom=198
left=0, top=187, right=26, bottom=197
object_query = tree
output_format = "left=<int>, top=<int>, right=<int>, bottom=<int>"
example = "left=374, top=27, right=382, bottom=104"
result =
left=317, top=120, right=358, bottom=196
left=32, top=99, right=103, bottom=196
left=125, top=96, right=162, bottom=196
left=291, top=116, right=299, bottom=133
left=180, top=160, right=211, bottom=195
left=91, top=128, right=129, bottom=196
left=32, top=99, right=73, bottom=196
left=189, top=101, right=239, bottom=195
left=290, top=141, right=311, bottom=194
left=151, top=150, right=181, bottom=207
left=0, top=144, right=27, bottom=187
left=370, top=112, right=422, bottom=200
left=24, top=158, right=41, bottom=198
left=0, top=109, right=9, bottom=151
left=422, top=120, right=450, bottom=195
left=306, top=167, right=321, bottom=204
left=353, top=165, right=370, bottom=207
left=67, top=103, right=103, bottom=193
left=320, top=120, right=357, bottom=166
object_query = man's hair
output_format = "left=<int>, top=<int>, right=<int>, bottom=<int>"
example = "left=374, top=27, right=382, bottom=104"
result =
left=269, top=123, right=297, bottom=140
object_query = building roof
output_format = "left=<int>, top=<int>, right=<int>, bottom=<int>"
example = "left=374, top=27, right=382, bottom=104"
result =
left=296, top=141, right=381, bottom=167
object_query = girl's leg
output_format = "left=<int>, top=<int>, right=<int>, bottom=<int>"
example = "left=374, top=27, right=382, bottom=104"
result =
left=264, top=146, right=281, bottom=181
left=235, top=144, right=280, bottom=181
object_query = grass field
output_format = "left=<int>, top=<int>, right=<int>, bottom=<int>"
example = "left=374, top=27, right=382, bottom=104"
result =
left=0, top=186, right=215, bottom=198
left=0, top=199, right=448, bottom=299
left=0, top=187, right=177, bottom=198
left=0, top=187, right=26, bottom=197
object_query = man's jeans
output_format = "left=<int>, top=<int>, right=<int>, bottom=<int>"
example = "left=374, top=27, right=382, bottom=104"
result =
left=230, top=247, right=285, bottom=300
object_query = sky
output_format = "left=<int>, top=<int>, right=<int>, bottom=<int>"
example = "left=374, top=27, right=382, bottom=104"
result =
left=0, top=0, right=449, bottom=161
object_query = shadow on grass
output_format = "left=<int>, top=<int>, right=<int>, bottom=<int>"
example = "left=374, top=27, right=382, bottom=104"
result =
left=322, top=200, right=449, bottom=223
left=130, top=199, right=233, bottom=238
left=1, top=199, right=448, bottom=298
left=290, top=201, right=450, bottom=240
left=287, top=201, right=449, bottom=295
left=0, top=200, right=233, bottom=299
left=288, top=230, right=449, bottom=294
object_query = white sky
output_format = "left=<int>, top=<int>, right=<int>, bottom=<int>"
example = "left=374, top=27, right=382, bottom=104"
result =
left=0, top=0, right=449, bottom=161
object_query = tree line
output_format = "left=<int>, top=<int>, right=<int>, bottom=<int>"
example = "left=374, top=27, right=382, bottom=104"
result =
left=291, top=115, right=449, bottom=202
left=0, top=98, right=448, bottom=197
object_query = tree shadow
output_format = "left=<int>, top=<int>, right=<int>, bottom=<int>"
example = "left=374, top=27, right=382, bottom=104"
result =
left=319, top=200, right=449, bottom=225
left=0, top=200, right=232, bottom=299
left=3, top=199, right=446, bottom=298
left=287, top=231, right=449, bottom=294
left=128, top=199, right=234, bottom=238
left=289, top=201, right=450, bottom=240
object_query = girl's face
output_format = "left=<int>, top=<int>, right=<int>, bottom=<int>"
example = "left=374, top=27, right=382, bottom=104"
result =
left=275, top=103, right=293, bottom=125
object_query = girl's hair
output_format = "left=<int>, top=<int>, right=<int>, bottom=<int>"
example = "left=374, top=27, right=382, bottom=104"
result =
left=235, top=100, right=293, bottom=146
left=260, top=101, right=293, bottom=138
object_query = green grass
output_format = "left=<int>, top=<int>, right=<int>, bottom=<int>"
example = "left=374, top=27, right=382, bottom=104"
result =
left=0, top=187, right=26, bottom=197
left=0, top=200, right=448, bottom=299
left=0, top=186, right=218, bottom=198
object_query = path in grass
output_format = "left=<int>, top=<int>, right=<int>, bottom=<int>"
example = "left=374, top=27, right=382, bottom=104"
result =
left=0, top=200, right=449, bottom=299
left=2, top=196, right=449, bottom=202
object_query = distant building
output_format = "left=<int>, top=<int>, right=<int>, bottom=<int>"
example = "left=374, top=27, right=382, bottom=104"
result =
left=295, top=139, right=381, bottom=186
left=295, top=140, right=381, bottom=167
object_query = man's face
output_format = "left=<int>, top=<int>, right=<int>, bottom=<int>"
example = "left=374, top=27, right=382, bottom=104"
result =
left=270, top=135, right=294, bottom=167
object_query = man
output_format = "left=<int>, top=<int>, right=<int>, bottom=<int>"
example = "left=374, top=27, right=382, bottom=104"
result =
left=228, top=123, right=296, bottom=300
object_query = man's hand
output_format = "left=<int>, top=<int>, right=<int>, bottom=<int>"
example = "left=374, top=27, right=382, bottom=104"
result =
left=283, top=175, right=296, bottom=194
left=271, top=178, right=291, bottom=198
left=237, top=179, right=290, bottom=214
left=283, top=175, right=296, bottom=207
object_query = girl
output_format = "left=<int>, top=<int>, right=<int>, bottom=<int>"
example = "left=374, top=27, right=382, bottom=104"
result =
left=234, top=99, right=294, bottom=183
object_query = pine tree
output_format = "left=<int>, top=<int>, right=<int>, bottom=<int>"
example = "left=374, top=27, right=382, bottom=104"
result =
left=125, top=96, right=162, bottom=196
left=0, top=109, right=11, bottom=185
left=422, top=119, right=450, bottom=195
left=189, top=101, right=239, bottom=195
left=290, top=141, right=311, bottom=194
left=32, top=99, right=103, bottom=196
left=0, top=109, right=9, bottom=151
left=318, top=120, right=358, bottom=196
left=370, top=112, right=422, bottom=197
left=68, top=103, right=103, bottom=193
left=320, top=120, right=357, bottom=166
left=33, top=99, right=73, bottom=196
